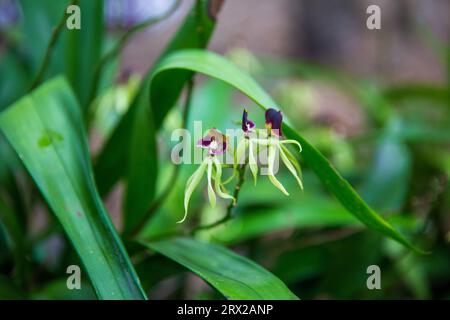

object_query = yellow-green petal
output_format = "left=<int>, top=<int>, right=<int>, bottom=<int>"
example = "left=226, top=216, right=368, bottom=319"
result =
left=280, top=139, right=302, bottom=152
left=280, top=144, right=302, bottom=177
left=278, top=144, right=303, bottom=190
left=207, top=158, right=217, bottom=208
left=248, top=140, right=258, bottom=185
left=181, top=158, right=208, bottom=223
left=213, top=157, right=235, bottom=202
left=235, top=138, right=247, bottom=168
left=267, top=144, right=289, bottom=195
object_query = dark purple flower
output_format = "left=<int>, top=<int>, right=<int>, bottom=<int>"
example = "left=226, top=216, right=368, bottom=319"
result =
left=242, top=109, right=255, bottom=133
left=197, top=128, right=228, bottom=155
left=265, top=108, right=283, bottom=136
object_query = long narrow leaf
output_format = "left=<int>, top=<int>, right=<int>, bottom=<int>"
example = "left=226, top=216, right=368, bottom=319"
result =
left=0, top=77, right=146, bottom=299
left=142, top=237, right=299, bottom=300
left=62, top=0, right=104, bottom=109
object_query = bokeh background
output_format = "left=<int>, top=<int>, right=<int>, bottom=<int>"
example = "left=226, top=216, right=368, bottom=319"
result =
left=0, top=0, right=449, bottom=299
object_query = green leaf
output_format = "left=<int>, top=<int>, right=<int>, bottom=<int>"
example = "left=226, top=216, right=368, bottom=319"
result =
left=62, top=0, right=104, bottom=109
left=0, top=77, right=146, bottom=299
left=148, top=49, right=424, bottom=253
left=18, top=0, right=104, bottom=108
left=123, top=78, right=158, bottom=231
left=141, top=237, right=299, bottom=300
left=0, top=52, right=28, bottom=110
left=94, top=0, right=223, bottom=233
left=18, top=0, right=67, bottom=74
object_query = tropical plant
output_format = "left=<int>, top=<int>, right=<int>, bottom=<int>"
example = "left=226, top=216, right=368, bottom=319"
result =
left=0, top=0, right=448, bottom=300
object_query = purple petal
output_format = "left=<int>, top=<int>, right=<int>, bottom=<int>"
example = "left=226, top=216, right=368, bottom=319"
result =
left=197, top=137, right=213, bottom=148
left=197, top=128, right=228, bottom=155
left=242, top=109, right=255, bottom=133
left=220, top=140, right=228, bottom=154
left=265, top=108, right=283, bottom=136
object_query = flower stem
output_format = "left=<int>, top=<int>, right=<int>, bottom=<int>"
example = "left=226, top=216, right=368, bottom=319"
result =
left=29, top=0, right=79, bottom=91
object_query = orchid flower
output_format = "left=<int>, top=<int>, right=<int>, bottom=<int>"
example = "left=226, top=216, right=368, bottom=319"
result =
left=263, top=108, right=303, bottom=195
left=235, top=109, right=259, bottom=184
left=180, top=128, right=234, bottom=223
left=236, top=108, right=303, bottom=195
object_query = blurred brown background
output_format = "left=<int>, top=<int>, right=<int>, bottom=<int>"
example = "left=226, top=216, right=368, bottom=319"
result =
left=121, top=0, right=449, bottom=84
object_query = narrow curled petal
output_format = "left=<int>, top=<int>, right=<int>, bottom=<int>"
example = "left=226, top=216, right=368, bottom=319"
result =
left=242, top=109, right=255, bottom=133
left=278, top=145, right=303, bottom=190
left=268, top=174, right=289, bottom=196
left=206, top=158, right=216, bottom=208
left=248, top=140, right=258, bottom=185
left=267, top=143, right=289, bottom=195
left=279, top=139, right=302, bottom=152
left=280, top=144, right=302, bottom=177
left=213, top=157, right=235, bottom=202
left=181, top=159, right=208, bottom=223
left=265, top=108, right=283, bottom=136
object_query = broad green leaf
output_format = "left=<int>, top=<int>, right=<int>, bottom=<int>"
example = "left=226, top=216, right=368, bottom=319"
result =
left=0, top=77, right=146, bottom=299
left=148, top=49, right=423, bottom=253
left=94, top=0, right=224, bottom=233
left=141, top=237, right=299, bottom=300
